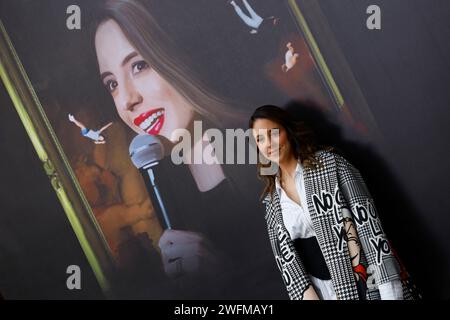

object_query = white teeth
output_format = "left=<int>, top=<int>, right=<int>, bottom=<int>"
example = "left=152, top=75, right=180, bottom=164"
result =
left=148, top=117, right=159, bottom=131
left=139, top=118, right=151, bottom=130
left=139, top=110, right=164, bottom=131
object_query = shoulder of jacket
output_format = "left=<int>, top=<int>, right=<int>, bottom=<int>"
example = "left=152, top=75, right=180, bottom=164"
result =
left=316, top=149, right=349, bottom=163
left=315, top=149, right=339, bottom=163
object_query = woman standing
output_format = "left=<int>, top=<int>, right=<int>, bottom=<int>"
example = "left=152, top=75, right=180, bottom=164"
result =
left=249, top=105, right=417, bottom=300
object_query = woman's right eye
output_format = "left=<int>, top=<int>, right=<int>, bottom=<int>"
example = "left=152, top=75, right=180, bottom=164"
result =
left=105, top=79, right=118, bottom=93
left=270, top=129, right=279, bottom=137
left=132, top=60, right=150, bottom=75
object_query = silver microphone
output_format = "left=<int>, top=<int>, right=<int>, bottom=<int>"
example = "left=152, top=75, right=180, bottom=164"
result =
left=129, top=134, right=172, bottom=229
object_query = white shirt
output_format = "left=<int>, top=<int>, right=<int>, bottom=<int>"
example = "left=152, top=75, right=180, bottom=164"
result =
left=275, top=160, right=403, bottom=300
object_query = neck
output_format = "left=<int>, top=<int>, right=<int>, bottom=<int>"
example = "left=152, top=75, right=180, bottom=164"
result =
left=186, top=130, right=225, bottom=192
left=278, top=152, right=298, bottom=180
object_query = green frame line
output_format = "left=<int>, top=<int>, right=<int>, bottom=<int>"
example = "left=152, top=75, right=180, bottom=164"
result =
left=0, top=18, right=113, bottom=295
left=288, top=0, right=345, bottom=108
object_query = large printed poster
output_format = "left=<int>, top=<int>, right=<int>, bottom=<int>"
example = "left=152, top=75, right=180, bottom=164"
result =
left=0, top=0, right=379, bottom=299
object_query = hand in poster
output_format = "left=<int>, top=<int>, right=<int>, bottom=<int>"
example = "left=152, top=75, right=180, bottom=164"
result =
left=158, top=229, right=226, bottom=281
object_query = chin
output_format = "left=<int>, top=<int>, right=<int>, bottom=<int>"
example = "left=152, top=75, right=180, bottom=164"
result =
left=266, top=155, right=279, bottom=164
left=274, top=154, right=285, bottom=163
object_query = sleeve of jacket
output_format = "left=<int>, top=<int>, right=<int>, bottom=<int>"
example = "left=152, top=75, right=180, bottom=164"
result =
left=334, top=153, right=402, bottom=287
left=263, top=194, right=313, bottom=300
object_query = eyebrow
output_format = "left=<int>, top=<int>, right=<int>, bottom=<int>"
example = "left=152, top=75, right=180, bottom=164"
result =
left=257, top=128, right=279, bottom=133
left=100, top=51, right=139, bottom=82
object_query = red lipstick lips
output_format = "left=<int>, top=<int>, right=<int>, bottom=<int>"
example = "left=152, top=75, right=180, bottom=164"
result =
left=133, top=108, right=165, bottom=135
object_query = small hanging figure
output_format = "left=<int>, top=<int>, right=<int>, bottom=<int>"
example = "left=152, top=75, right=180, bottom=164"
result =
left=68, top=114, right=113, bottom=144
left=281, top=42, right=299, bottom=73
left=228, top=0, right=279, bottom=34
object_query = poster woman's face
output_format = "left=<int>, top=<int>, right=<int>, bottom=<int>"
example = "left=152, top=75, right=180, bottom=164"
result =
left=95, top=19, right=195, bottom=142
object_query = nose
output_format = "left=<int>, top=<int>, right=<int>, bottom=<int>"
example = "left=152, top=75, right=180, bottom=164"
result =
left=265, top=134, right=279, bottom=156
left=118, top=78, right=143, bottom=112
left=259, top=137, right=271, bottom=155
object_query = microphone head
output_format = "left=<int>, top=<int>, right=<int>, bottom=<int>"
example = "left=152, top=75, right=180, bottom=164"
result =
left=129, top=134, right=164, bottom=169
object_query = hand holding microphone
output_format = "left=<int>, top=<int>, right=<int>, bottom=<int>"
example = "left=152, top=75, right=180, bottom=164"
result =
left=129, top=134, right=227, bottom=284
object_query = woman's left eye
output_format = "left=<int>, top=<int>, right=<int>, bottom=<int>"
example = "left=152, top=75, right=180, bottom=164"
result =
left=132, top=60, right=150, bottom=74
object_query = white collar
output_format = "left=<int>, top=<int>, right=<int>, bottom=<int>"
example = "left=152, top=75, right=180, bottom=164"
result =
left=275, top=160, right=303, bottom=193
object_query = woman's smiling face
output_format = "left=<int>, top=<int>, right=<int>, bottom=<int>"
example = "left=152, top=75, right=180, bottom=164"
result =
left=251, top=118, right=291, bottom=165
left=95, top=19, right=195, bottom=142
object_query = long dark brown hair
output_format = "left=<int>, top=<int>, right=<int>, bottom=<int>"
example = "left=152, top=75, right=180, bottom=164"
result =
left=89, top=0, right=247, bottom=129
left=249, top=105, right=333, bottom=200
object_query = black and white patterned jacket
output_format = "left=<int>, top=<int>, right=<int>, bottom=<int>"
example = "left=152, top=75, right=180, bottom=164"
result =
left=262, top=150, right=417, bottom=300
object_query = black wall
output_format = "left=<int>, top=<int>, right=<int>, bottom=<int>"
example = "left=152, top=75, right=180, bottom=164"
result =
left=315, top=0, right=450, bottom=299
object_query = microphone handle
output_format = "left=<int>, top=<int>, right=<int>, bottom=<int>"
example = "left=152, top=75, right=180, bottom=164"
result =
left=146, top=166, right=172, bottom=230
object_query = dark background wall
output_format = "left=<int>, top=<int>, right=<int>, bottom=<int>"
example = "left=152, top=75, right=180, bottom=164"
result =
left=0, top=80, right=103, bottom=299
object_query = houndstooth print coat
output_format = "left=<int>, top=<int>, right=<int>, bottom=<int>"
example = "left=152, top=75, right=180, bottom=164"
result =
left=262, top=150, right=418, bottom=300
